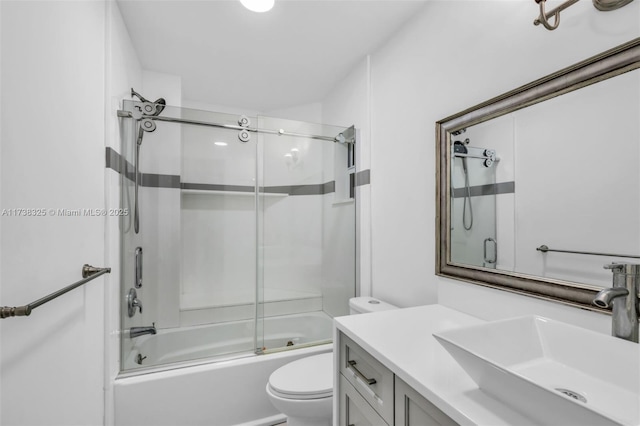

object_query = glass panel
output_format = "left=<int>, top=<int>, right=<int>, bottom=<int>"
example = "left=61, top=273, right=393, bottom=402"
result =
left=119, top=101, right=356, bottom=371
left=257, top=115, right=355, bottom=352
left=120, top=101, right=260, bottom=371
left=450, top=142, right=498, bottom=269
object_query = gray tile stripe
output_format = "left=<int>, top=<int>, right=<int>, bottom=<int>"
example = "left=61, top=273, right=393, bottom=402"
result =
left=106, top=147, right=121, bottom=173
left=106, top=147, right=136, bottom=181
left=143, top=174, right=181, bottom=189
left=264, top=181, right=336, bottom=196
left=355, top=169, right=370, bottom=187
left=452, top=181, right=515, bottom=198
left=106, top=148, right=371, bottom=195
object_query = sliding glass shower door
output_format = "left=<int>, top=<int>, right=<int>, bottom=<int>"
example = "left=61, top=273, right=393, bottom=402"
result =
left=119, top=101, right=355, bottom=371
left=257, top=116, right=355, bottom=352
left=450, top=147, right=498, bottom=269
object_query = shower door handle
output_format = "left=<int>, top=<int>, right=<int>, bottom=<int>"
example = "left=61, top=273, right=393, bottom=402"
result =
left=484, top=238, right=497, bottom=265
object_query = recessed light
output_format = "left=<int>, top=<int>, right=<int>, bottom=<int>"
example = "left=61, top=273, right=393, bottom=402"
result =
left=214, top=142, right=228, bottom=147
left=240, top=0, right=274, bottom=13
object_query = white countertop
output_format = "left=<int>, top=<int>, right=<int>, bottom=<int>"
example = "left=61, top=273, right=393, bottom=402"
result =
left=334, top=304, right=539, bottom=426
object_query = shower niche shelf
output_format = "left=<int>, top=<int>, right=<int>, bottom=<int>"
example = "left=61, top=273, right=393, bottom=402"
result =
left=181, top=189, right=288, bottom=198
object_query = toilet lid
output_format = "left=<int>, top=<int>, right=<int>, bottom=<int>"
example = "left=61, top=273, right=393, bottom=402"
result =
left=268, top=353, right=333, bottom=400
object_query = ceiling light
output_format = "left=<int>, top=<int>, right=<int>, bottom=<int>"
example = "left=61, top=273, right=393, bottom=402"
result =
left=240, top=0, right=274, bottom=13
left=214, top=142, right=228, bottom=147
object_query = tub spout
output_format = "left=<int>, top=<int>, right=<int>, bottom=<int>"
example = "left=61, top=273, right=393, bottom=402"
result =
left=130, top=324, right=156, bottom=338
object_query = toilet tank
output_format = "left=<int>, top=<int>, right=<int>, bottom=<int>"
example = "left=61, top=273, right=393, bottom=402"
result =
left=349, top=297, right=397, bottom=314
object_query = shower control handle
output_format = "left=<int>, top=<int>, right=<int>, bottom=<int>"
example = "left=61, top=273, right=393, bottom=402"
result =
left=127, top=288, right=143, bottom=317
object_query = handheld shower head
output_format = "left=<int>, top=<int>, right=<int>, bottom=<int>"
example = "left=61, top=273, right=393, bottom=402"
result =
left=453, top=141, right=468, bottom=173
left=153, top=98, right=166, bottom=116
left=131, top=88, right=166, bottom=116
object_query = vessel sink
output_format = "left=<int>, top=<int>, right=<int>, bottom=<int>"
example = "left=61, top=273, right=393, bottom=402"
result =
left=433, top=316, right=639, bottom=426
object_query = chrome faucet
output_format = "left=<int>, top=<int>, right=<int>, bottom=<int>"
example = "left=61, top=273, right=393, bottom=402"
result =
left=129, top=323, right=156, bottom=339
left=594, top=263, right=639, bottom=343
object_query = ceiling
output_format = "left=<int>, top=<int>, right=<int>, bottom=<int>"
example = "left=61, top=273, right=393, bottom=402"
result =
left=116, top=0, right=428, bottom=112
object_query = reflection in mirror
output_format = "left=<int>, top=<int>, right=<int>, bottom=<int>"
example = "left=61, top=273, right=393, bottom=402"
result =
left=437, top=38, right=640, bottom=310
left=450, top=137, right=499, bottom=269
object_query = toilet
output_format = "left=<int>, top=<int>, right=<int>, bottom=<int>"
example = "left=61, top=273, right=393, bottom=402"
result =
left=266, top=297, right=397, bottom=426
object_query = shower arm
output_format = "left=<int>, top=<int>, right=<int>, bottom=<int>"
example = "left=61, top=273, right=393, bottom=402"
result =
left=117, top=110, right=355, bottom=145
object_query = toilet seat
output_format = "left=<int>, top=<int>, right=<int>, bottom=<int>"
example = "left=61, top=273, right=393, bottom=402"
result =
left=268, top=352, right=333, bottom=400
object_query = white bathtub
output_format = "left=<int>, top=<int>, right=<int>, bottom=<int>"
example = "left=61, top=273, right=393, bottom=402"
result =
left=124, top=311, right=333, bottom=369
left=115, top=312, right=334, bottom=426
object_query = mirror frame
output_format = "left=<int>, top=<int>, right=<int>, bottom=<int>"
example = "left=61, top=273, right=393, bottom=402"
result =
left=436, top=38, right=640, bottom=311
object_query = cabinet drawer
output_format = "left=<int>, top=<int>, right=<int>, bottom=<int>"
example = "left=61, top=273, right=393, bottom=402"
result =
left=339, top=333, right=394, bottom=424
left=339, top=374, right=389, bottom=426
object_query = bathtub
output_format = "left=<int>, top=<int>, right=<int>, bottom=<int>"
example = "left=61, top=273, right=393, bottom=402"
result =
left=114, top=312, right=334, bottom=426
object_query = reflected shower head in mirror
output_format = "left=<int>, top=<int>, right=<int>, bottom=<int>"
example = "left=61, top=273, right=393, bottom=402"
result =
left=453, top=140, right=469, bottom=173
left=453, top=140, right=473, bottom=230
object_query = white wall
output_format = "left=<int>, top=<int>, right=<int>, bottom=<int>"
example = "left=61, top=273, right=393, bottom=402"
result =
left=323, top=1, right=639, bottom=317
left=104, top=0, right=143, bottom=422
left=1, top=1, right=107, bottom=424
left=514, top=71, right=639, bottom=286
left=322, top=57, right=372, bottom=297
left=324, top=1, right=640, bottom=331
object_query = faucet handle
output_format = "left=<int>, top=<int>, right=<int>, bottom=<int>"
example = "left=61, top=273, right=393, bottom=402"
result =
left=127, top=288, right=143, bottom=317
left=604, top=263, right=624, bottom=271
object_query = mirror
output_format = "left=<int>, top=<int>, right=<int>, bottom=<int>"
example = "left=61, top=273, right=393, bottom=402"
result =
left=437, top=38, right=640, bottom=310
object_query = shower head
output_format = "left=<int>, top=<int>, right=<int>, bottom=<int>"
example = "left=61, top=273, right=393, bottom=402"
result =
left=131, top=88, right=166, bottom=116
left=131, top=88, right=150, bottom=103
left=453, top=140, right=469, bottom=173
left=153, top=98, right=166, bottom=116
left=453, top=140, right=468, bottom=154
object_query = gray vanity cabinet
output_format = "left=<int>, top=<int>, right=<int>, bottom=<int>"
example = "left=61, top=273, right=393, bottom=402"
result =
left=339, top=375, right=387, bottom=426
left=338, top=332, right=458, bottom=426
left=339, top=333, right=395, bottom=425
left=394, top=377, right=458, bottom=426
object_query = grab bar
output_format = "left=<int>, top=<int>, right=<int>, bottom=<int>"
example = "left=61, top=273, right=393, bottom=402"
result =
left=0, top=264, right=111, bottom=319
left=536, top=245, right=640, bottom=259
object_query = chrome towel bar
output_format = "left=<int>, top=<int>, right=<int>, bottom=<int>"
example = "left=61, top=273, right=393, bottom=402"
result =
left=536, top=245, right=640, bottom=259
left=0, top=264, right=111, bottom=319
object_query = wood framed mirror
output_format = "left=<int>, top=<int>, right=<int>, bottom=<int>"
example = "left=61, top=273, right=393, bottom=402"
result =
left=436, top=38, right=640, bottom=311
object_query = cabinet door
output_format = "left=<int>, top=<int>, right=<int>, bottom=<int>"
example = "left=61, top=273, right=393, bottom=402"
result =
left=395, top=377, right=458, bottom=426
left=339, top=333, right=394, bottom=424
left=339, top=375, right=389, bottom=426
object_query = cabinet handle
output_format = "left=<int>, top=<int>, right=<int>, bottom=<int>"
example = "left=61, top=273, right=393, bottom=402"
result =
left=347, top=360, right=377, bottom=385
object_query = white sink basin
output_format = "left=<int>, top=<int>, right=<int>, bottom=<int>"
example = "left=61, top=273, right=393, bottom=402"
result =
left=433, top=316, right=640, bottom=426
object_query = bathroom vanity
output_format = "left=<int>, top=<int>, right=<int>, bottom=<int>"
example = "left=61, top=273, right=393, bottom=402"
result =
left=333, top=304, right=537, bottom=426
